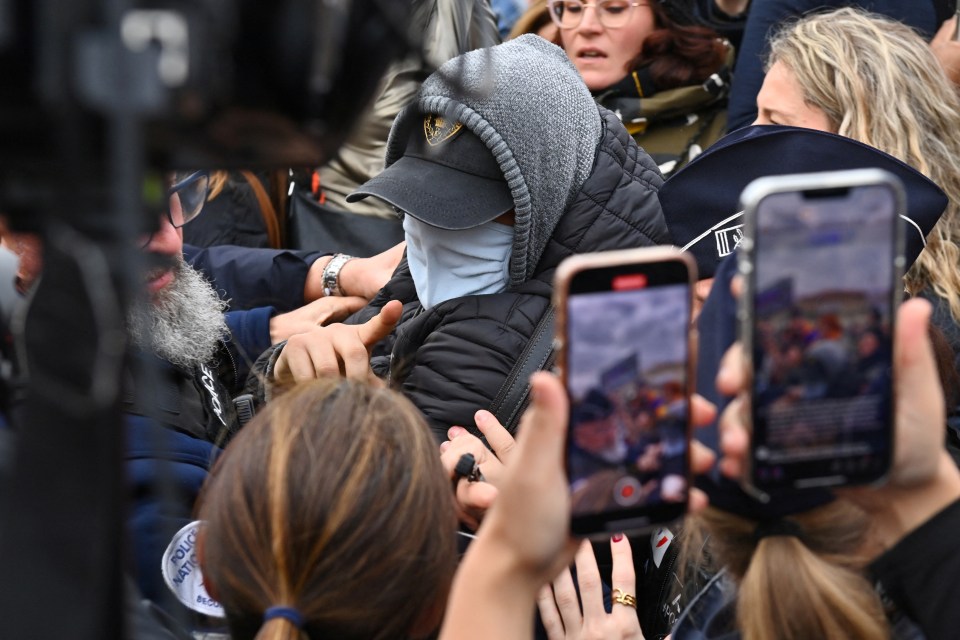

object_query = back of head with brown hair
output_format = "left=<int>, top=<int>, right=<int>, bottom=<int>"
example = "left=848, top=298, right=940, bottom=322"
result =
left=508, top=0, right=560, bottom=44
left=197, top=378, right=458, bottom=640
left=687, top=501, right=889, bottom=640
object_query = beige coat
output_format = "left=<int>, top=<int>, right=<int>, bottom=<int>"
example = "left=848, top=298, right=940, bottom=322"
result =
left=318, top=0, right=501, bottom=217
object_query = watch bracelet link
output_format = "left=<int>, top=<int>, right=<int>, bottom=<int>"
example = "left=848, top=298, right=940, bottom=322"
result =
left=321, top=253, right=355, bottom=297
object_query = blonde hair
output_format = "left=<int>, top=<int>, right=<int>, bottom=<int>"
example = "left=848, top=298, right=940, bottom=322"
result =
left=206, top=170, right=229, bottom=201
left=686, top=501, right=888, bottom=640
left=768, top=8, right=960, bottom=321
left=198, top=379, right=457, bottom=640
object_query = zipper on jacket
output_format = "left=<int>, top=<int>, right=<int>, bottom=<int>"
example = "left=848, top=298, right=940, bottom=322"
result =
left=653, top=543, right=681, bottom=639
left=220, top=339, right=238, bottom=389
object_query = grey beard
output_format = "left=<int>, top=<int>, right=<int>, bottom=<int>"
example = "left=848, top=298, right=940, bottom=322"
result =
left=127, top=256, right=229, bottom=369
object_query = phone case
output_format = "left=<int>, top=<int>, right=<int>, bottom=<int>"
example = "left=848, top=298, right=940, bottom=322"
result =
left=554, top=247, right=698, bottom=538
left=738, top=168, right=906, bottom=496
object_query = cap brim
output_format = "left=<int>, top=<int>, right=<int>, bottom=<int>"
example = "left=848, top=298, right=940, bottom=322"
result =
left=660, top=125, right=948, bottom=279
left=347, top=155, right=515, bottom=230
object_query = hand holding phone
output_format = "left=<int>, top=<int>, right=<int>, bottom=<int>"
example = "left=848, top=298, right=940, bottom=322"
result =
left=554, top=247, right=696, bottom=538
left=738, top=169, right=904, bottom=493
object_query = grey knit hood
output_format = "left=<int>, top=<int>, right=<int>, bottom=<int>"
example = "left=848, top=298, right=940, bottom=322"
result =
left=383, top=34, right=603, bottom=287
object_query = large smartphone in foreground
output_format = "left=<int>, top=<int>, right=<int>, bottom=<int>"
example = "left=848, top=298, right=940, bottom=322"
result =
left=739, top=169, right=905, bottom=493
left=554, top=247, right=696, bottom=538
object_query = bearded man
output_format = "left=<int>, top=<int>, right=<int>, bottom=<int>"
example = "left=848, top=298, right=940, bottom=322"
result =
left=1, top=171, right=401, bottom=622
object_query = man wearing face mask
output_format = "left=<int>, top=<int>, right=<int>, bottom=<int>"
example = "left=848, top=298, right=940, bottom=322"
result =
left=255, top=35, right=670, bottom=440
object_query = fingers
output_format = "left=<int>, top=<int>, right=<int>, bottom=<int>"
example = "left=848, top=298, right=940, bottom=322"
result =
left=440, top=427, right=492, bottom=466
left=689, top=487, right=709, bottom=514
left=690, top=393, right=717, bottom=428
left=271, top=296, right=399, bottom=383
left=274, top=325, right=373, bottom=382
left=438, top=426, right=466, bottom=454
left=270, top=296, right=370, bottom=343
left=539, top=537, right=643, bottom=640
left=357, top=299, right=403, bottom=347
left=480, top=370, right=578, bottom=586
left=709, top=275, right=749, bottom=482
left=439, top=427, right=503, bottom=524
left=730, top=274, right=742, bottom=298
left=474, top=409, right=518, bottom=462
left=513, top=372, right=569, bottom=469
left=718, top=396, right=749, bottom=480
left=715, top=342, right=744, bottom=396
left=690, top=440, right=716, bottom=476
left=455, top=482, right=498, bottom=529
left=574, top=540, right=605, bottom=620
left=551, top=565, right=583, bottom=633
left=933, top=14, right=956, bottom=44
left=609, top=534, right=638, bottom=624
left=271, top=352, right=295, bottom=385
left=714, top=275, right=745, bottom=394
left=891, top=297, right=946, bottom=487
left=332, top=330, right=375, bottom=380
left=439, top=427, right=502, bottom=484
left=323, top=296, right=367, bottom=324
left=536, top=585, right=567, bottom=640
left=275, top=334, right=339, bottom=382
left=895, top=298, right=935, bottom=379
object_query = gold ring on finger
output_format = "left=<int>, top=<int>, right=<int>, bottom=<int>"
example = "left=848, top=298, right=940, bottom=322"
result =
left=612, top=588, right=637, bottom=609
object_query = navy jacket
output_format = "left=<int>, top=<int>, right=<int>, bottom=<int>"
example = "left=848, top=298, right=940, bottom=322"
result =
left=726, top=0, right=942, bottom=132
left=123, top=350, right=239, bottom=615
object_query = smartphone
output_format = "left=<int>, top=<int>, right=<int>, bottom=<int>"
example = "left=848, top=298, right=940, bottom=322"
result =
left=954, top=8, right=960, bottom=41
left=554, top=247, right=696, bottom=538
left=739, top=169, right=905, bottom=493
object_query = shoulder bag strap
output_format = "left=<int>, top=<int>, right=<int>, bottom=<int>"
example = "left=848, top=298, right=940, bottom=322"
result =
left=488, top=306, right=556, bottom=434
left=239, top=170, right=282, bottom=249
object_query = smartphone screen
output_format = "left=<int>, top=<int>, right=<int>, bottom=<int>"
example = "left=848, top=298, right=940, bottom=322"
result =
left=563, top=256, right=692, bottom=536
left=748, top=181, right=899, bottom=490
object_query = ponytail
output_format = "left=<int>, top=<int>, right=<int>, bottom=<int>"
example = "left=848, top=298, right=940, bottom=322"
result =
left=690, top=501, right=889, bottom=640
left=255, top=618, right=306, bottom=640
left=739, top=533, right=887, bottom=640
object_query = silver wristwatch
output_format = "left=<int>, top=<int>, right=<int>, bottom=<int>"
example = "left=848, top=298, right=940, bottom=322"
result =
left=321, top=253, right=354, bottom=297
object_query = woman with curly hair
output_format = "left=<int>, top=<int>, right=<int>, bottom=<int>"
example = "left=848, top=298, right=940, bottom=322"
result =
left=546, top=0, right=732, bottom=175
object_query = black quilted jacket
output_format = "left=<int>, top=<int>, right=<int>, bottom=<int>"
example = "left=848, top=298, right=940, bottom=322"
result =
left=346, top=108, right=671, bottom=441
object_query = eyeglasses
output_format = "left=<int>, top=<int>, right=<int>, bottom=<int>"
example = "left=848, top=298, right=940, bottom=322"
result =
left=547, top=0, right=647, bottom=29
left=165, top=171, right=210, bottom=228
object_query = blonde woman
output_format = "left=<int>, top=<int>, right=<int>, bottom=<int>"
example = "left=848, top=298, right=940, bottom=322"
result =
left=754, top=8, right=960, bottom=360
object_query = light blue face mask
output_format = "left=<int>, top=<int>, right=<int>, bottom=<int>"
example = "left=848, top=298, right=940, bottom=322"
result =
left=403, top=215, right=514, bottom=310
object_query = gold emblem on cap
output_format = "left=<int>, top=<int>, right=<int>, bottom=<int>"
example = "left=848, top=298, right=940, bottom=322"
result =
left=424, top=114, right=463, bottom=146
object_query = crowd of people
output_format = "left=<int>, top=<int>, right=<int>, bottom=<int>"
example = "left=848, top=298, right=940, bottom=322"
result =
left=5, top=1, right=960, bottom=639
